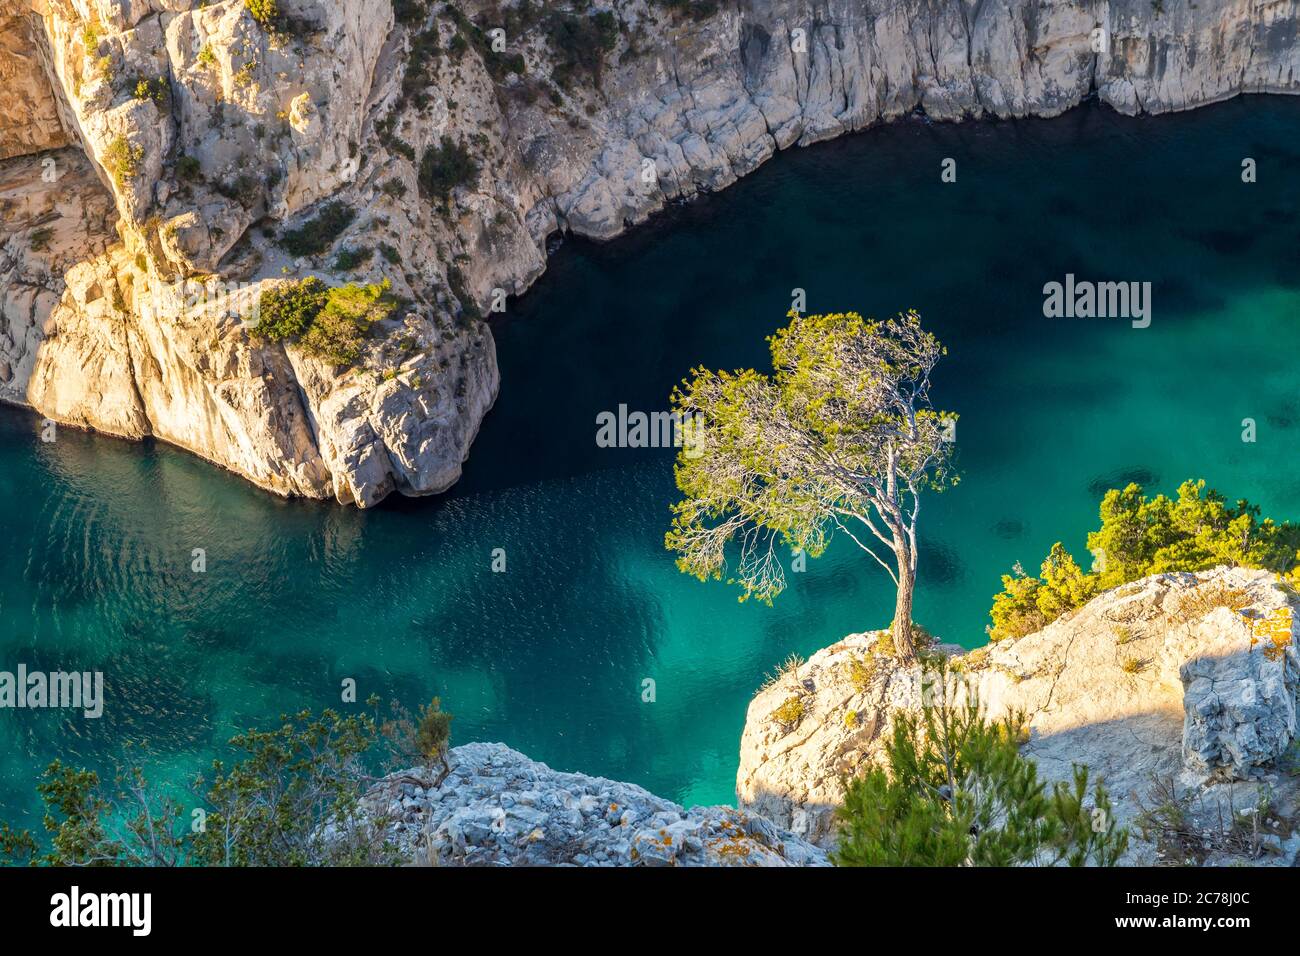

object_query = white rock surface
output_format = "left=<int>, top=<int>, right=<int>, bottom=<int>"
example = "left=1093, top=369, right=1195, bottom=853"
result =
left=363, top=741, right=829, bottom=866
left=737, top=567, right=1300, bottom=864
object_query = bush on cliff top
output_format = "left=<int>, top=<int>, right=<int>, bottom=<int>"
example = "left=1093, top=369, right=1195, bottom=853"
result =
left=987, top=479, right=1300, bottom=641
left=253, top=277, right=397, bottom=366
left=300, top=279, right=398, bottom=365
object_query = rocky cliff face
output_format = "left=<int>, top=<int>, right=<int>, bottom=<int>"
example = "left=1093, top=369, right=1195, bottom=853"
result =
left=2, top=0, right=1298, bottom=503
left=737, top=567, right=1300, bottom=865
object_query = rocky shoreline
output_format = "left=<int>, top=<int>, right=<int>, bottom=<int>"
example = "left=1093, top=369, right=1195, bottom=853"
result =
left=3, top=0, right=1299, bottom=504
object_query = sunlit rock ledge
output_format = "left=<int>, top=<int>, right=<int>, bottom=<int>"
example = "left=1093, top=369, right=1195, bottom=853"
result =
left=737, top=566, right=1300, bottom=866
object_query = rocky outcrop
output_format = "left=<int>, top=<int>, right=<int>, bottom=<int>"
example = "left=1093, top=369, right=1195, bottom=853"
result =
left=2, top=1, right=1298, bottom=503
left=361, top=741, right=829, bottom=866
left=736, top=567, right=1300, bottom=865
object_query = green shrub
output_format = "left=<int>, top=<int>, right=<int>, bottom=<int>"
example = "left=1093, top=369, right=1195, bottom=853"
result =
left=544, top=10, right=619, bottom=88
left=771, top=696, right=804, bottom=727
left=419, top=137, right=479, bottom=204
left=300, top=280, right=397, bottom=365
left=252, top=276, right=329, bottom=341
left=132, top=75, right=169, bottom=104
left=846, top=654, right=876, bottom=692
left=29, top=227, right=54, bottom=253
left=378, top=242, right=402, bottom=265
left=988, top=480, right=1300, bottom=641
left=103, top=136, right=144, bottom=189
left=176, top=155, right=202, bottom=180
left=0, top=702, right=432, bottom=866
left=197, top=45, right=217, bottom=68
left=393, top=0, right=429, bottom=27
left=833, top=660, right=1128, bottom=867
left=245, top=0, right=280, bottom=28
left=93, top=54, right=114, bottom=85
left=278, top=201, right=357, bottom=257
left=333, top=246, right=373, bottom=271
left=253, top=277, right=396, bottom=366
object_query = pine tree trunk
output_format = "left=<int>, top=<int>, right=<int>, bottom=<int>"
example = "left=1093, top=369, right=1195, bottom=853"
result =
left=893, top=552, right=917, bottom=661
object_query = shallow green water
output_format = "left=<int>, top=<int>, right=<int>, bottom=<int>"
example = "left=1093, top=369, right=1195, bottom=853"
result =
left=2, top=97, right=1299, bottom=820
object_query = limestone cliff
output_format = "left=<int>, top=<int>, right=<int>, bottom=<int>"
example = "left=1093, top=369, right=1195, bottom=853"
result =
left=737, top=567, right=1300, bottom=866
left=2, top=0, right=1298, bottom=503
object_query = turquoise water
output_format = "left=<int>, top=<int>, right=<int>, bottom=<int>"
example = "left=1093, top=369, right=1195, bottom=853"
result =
left=2, top=98, right=1299, bottom=822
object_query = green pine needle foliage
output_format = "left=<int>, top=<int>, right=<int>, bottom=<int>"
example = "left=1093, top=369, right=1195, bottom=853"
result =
left=988, top=479, right=1300, bottom=641
left=832, top=661, right=1128, bottom=867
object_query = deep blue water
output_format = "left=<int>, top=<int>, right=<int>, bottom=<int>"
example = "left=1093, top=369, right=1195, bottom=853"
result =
left=1, top=97, right=1299, bottom=823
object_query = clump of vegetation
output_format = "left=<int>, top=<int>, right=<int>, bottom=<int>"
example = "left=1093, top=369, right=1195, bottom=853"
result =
left=393, top=0, right=429, bottom=27
left=1120, top=656, right=1146, bottom=675
left=215, top=172, right=262, bottom=207
left=833, top=661, right=1128, bottom=866
left=1134, top=774, right=1285, bottom=865
left=252, top=276, right=330, bottom=341
left=378, top=242, right=402, bottom=265
left=103, top=136, right=144, bottom=189
left=544, top=9, right=619, bottom=87
left=197, top=44, right=217, bottom=69
left=987, top=480, right=1300, bottom=641
left=253, top=276, right=397, bottom=366
left=653, top=0, right=720, bottom=21
left=0, top=700, right=453, bottom=866
left=28, top=227, right=54, bottom=253
left=233, top=58, right=259, bottom=87
left=446, top=264, right=481, bottom=322
left=175, top=154, right=202, bottom=181
left=439, top=6, right=528, bottom=82
left=381, top=697, right=454, bottom=787
left=419, top=137, right=479, bottom=205
left=1170, top=581, right=1253, bottom=624
left=300, top=280, right=398, bottom=366
left=333, top=246, right=374, bottom=272
left=771, top=696, right=805, bottom=728
left=93, top=54, right=114, bottom=85
left=278, top=201, right=357, bottom=257
left=400, top=23, right=441, bottom=109
left=80, top=20, right=101, bottom=52
left=245, top=0, right=280, bottom=28
left=846, top=654, right=877, bottom=692
left=760, top=652, right=803, bottom=692
left=132, top=75, right=169, bottom=104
